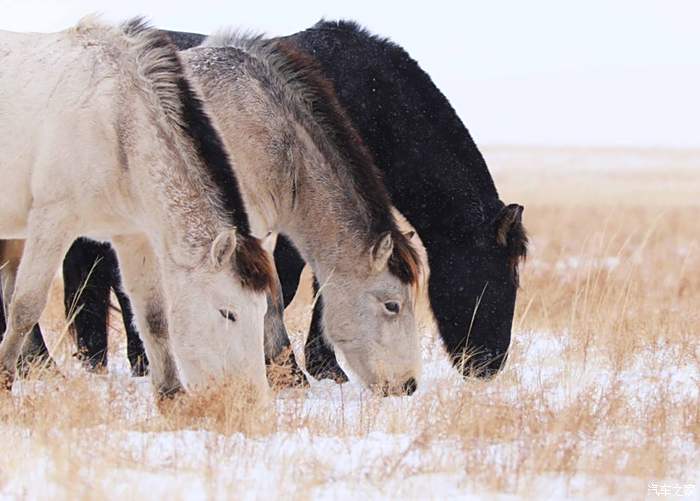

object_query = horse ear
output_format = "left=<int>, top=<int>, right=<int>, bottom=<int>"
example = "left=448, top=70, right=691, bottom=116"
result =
left=495, top=204, right=524, bottom=246
left=370, top=231, right=394, bottom=273
left=260, top=231, right=276, bottom=253
left=403, top=230, right=416, bottom=242
left=210, top=230, right=237, bottom=270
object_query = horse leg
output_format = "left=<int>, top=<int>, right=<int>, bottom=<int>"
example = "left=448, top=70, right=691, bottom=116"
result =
left=274, top=236, right=347, bottom=382
left=263, top=261, right=307, bottom=388
left=273, top=235, right=305, bottom=307
left=303, top=280, right=348, bottom=383
left=259, top=235, right=306, bottom=387
left=0, top=284, right=5, bottom=336
left=98, top=244, right=148, bottom=377
left=118, top=285, right=148, bottom=377
left=112, top=235, right=181, bottom=398
left=0, top=214, right=74, bottom=388
left=62, top=238, right=110, bottom=372
left=1, top=240, right=55, bottom=378
left=109, top=251, right=148, bottom=376
left=260, top=235, right=289, bottom=361
left=0, top=240, right=9, bottom=339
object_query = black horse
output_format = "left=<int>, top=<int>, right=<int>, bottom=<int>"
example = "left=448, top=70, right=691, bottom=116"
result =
left=55, top=20, right=527, bottom=380
left=62, top=239, right=147, bottom=376
left=1, top=239, right=145, bottom=376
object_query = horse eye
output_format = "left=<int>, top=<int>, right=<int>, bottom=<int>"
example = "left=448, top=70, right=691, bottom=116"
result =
left=384, top=301, right=400, bottom=314
left=219, top=309, right=237, bottom=322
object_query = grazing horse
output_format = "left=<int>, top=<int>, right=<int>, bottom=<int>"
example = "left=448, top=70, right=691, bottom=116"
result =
left=61, top=20, right=528, bottom=383
left=179, top=35, right=422, bottom=395
left=0, top=18, right=273, bottom=399
left=59, top=30, right=424, bottom=396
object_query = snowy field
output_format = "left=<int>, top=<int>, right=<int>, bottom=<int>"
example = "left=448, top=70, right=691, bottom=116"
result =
left=0, top=147, right=698, bottom=500
left=1, top=330, right=697, bottom=500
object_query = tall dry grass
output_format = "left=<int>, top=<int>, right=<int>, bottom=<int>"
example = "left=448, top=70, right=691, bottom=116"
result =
left=0, top=147, right=698, bottom=499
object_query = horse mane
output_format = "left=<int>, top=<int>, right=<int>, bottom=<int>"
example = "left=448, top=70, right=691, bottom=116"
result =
left=204, top=30, right=421, bottom=285
left=118, top=19, right=249, bottom=229
left=77, top=18, right=273, bottom=293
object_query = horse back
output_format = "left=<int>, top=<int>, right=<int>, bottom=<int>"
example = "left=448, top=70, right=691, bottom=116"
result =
left=0, top=30, right=124, bottom=238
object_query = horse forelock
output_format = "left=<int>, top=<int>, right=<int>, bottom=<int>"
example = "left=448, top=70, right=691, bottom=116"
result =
left=118, top=18, right=252, bottom=236
left=235, top=236, right=277, bottom=295
left=388, top=230, right=421, bottom=287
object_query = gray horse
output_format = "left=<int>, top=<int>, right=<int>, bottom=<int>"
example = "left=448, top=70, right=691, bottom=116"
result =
left=177, top=33, right=423, bottom=395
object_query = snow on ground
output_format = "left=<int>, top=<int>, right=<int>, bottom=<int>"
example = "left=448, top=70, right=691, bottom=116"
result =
left=1, top=327, right=697, bottom=500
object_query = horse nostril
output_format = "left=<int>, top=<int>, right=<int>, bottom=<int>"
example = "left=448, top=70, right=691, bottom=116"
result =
left=402, top=377, right=417, bottom=396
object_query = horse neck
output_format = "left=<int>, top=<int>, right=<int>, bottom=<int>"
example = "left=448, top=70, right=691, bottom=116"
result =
left=128, top=115, right=224, bottom=264
left=280, top=131, right=381, bottom=283
left=213, top=111, right=371, bottom=281
left=185, top=54, right=383, bottom=280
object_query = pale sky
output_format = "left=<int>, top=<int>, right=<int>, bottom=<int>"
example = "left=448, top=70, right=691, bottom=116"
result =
left=3, top=0, right=699, bottom=148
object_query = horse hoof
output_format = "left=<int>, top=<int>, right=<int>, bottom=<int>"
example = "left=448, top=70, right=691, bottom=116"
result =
left=129, top=357, right=149, bottom=378
left=317, top=370, right=349, bottom=384
left=0, top=369, right=14, bottom=391
left=266, top=346, right=309, bottom=389
left=307, top=360, right=349, bottom=384
left=155, top=385, right=185, bottom=414
left=16, top=357, right=62, bottom=380
left=157, top=384, right=184, bottom=400
left=130, top=366, right=149, bottom=378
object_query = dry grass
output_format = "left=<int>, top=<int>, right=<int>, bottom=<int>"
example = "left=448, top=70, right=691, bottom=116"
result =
left=1, top=147, right=698, bottom=500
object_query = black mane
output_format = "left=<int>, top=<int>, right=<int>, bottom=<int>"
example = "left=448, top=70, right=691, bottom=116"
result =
left=124, top=20, right=251, bottom=236
left=175, top=75, right=252, bottom=235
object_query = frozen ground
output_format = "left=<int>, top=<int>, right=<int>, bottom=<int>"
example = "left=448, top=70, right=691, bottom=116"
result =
left=0, top=326, right=696, bottom=500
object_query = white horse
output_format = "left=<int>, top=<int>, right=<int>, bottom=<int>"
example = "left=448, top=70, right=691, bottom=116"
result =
left=180, top=35, right=424, bottom=395
left=0, top=18, right=273, bottom=401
